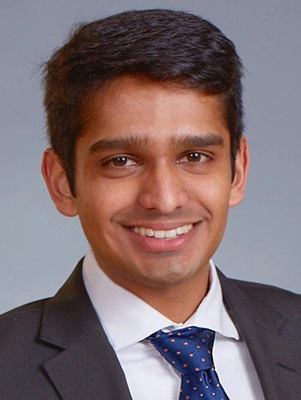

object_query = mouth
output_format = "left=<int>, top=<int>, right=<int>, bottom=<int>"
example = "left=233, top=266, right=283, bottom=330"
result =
left=130, top=223, right=194, bottom=240
left=125, top=222, right=200, bottom=253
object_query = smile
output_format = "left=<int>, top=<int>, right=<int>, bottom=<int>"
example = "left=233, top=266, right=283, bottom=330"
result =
left=131, top=224, right=193, bottom=240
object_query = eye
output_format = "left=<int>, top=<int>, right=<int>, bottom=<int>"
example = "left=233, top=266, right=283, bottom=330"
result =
left=178, top=152, right=210, bottom=164
left=106, top=156, right=138, bottom=167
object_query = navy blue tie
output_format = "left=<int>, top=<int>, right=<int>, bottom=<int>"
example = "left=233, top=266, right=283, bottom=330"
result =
left=148, top=326, right=229, bottom=399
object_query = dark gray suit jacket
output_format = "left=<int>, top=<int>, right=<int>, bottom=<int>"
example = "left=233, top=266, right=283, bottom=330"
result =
left=1, top=259, right=301, bottom=399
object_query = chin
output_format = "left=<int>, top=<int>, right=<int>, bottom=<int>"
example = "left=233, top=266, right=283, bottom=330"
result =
left=140, top=260, right=204, bottom=288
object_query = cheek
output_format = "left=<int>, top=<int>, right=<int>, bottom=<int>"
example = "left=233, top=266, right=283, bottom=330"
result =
left=192, top=179, right=231, bottom=211
left=79, top=180, right=139, bottom=223
left=103, top=181, right=139, bottom=210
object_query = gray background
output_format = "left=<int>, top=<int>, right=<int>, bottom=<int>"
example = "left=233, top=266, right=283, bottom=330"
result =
left=1, top=0, right=300, bottom=314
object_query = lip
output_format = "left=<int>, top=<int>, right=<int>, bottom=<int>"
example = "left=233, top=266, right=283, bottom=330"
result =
left=126, top=222, right=200, bottom=253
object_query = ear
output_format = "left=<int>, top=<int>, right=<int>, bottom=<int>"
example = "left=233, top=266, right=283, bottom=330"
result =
left=229, top=136, right=250, bottom=207
left=41, top=148, right=78, bottom=217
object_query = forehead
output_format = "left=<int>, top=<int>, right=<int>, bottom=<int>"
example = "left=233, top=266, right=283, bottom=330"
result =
left=79, top=75, right=230, bottom=149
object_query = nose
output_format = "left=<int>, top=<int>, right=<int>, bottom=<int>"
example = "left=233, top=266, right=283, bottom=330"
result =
left=137, top=164, right=189, bottom=214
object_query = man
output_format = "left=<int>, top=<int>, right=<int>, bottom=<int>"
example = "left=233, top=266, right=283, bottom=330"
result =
left=1, top=9, right=300, bottom=400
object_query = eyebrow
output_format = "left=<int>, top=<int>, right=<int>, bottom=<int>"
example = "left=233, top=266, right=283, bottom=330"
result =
left=89, top=135, right=151, bottom=152
left=170, top=133, right=225, bottom=151
left=88, top=132, right=225, bottom=153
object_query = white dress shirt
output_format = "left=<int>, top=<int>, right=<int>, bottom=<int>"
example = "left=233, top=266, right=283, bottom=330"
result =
left=82, top=248, right=265, bottom=400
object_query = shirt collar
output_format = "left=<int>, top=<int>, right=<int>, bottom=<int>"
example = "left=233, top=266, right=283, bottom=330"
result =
left=187, top=262, right=239, bottom=340
left=82, top=248, right=239, bottom=351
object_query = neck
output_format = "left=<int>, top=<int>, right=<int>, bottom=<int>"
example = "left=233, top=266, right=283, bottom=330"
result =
left=103, top=264, right=211, bottom=323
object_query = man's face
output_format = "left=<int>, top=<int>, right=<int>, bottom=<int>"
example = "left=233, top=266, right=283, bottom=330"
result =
left=60, top=75, right=248, bottom=292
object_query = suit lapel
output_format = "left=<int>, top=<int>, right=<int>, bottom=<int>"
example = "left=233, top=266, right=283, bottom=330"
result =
left=217, top=269, right=300, bottom=400
left=40, top=260, right=132, bottom=400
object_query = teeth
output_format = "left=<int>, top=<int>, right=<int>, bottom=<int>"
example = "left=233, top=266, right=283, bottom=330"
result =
left=176, top=226, right=185, bottom=235
left=154, top=230, right=165, bottom=239
left=146, top=228, right=153, bottom=237
left=165, top=230, right=177, bottom=239
left=132, top=224, right=193, bottom=239
left=183, top=225, right=190, bottom=233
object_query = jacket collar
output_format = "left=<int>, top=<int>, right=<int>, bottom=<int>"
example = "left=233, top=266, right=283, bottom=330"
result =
left=217, top=268, right=300, bottom=400
left=40, top=259, right=133, bottom=400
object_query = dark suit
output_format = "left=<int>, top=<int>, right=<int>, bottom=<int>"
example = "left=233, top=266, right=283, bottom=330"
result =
left=1, top=259, right=301, bottom=399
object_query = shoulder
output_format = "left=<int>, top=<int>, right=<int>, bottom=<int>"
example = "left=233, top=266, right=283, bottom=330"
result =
left=0, top=299, right=65, bottom=397
left=227, top=276, right=301, bottom=316
left=0, top=297, right=49, bottom=320
left=0, top=298, right=60, bottom=372
left=0, top=298, right=49, bottom=347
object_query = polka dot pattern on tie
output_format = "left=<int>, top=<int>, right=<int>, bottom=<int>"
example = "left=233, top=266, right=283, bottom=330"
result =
left=147, top=326, right=229, bottom=400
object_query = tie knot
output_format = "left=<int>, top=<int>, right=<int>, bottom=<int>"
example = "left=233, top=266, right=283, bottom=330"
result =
left=147, top=326, right=215, bottom=375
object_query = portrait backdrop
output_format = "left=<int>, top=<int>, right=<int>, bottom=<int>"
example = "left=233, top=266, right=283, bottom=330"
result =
left=1, top=0, right=300, bottom=313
